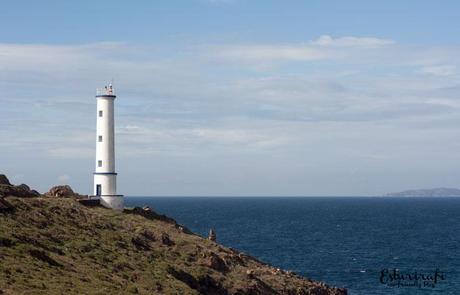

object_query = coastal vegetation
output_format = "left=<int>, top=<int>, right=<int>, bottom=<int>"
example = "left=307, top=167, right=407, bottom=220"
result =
left=0, top=174, right=346, bottom=294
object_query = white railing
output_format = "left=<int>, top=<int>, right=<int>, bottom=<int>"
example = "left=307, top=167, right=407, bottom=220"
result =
left=96, top=87, right=115, bottom=96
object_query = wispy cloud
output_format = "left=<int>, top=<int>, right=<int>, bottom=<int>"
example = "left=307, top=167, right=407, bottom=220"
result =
left=208, top=35, right=395, bottom=63
left=211, top=44, right=327, bottom=61
left=48, top=147, right=93, bottom=159
left=117, top=124, right=290, bottom=156
left=311, top=35, right=395, bottom=48
left=57, top=174, right=71, bottom=182
left=419, top=65, right=457, bottom=76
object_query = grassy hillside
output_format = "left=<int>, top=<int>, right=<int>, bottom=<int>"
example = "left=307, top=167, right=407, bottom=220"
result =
left=0, top=182, right=346, bottom=294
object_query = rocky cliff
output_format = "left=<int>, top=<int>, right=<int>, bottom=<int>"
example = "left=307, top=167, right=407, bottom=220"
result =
left=0, top=175, right=346, bottom=294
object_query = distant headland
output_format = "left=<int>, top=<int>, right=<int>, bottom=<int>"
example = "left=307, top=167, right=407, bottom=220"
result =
left=385, top=188, right=460, bottom=197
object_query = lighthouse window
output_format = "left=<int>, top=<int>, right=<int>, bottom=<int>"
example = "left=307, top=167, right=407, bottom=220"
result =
left=99, top=110, right=103, bottom=117
left=98, top=135, right=103, bottom=142
left=98, top=160, right=102, bottom=167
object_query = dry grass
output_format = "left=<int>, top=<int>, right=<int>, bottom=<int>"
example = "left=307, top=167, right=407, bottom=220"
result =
left=0, top=197, right=346, bottom=295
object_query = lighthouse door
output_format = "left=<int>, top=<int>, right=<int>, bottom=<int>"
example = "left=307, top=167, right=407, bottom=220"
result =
left=96, top=184, right=101, bottom=196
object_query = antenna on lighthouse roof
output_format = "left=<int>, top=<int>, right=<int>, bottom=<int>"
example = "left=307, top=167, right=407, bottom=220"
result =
left=107, top=79, right=114, bottom=95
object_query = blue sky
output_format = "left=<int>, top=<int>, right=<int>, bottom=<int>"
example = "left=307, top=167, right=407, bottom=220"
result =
left=3, top=1, right=460, bottom=45
left=1, top=1, right=460, bottom=196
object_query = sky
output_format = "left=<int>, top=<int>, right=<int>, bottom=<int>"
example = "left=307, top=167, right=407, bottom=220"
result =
left=1, top=0, right=460, bottom=196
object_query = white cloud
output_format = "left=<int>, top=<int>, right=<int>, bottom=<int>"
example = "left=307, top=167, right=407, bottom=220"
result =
left=0, top=42, right=123, bottom=72
left=117, top=124, right=289, bottom=155
left=58, top=174, right=71, bottom=182
left=48, top=148, right=93, bottom=159
left=419, top=65, right=457, bottom=76
left=311, top=35, right=395, bottom=48
left=208, top=35, right=395, bottom=64
left=191, top=128, right=286, bottom=147
left=211, top=44, right=327, bottom=61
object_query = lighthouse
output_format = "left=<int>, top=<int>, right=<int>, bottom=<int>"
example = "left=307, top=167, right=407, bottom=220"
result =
left=93, top=84, right=123, bottom=210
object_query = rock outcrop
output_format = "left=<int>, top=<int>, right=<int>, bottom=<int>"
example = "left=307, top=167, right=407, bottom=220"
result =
left=0, top=174, right=11, bottom=185
left=0, top=174, right=40, bottom=198
left=45, top=185, right=78, bottom=198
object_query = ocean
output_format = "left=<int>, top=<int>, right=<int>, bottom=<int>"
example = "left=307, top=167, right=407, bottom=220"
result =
left=125, top=197, right=460, bottom=294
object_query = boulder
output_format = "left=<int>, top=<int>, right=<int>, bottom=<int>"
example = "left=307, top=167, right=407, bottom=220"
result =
left=0, top=175, right=41, bottom=198
left=161, top=232, right=174, bottom=246
left=0, top=184, right=39, bottom=198
left=139, top=229, right=156, bottom=242
left=45, top=185, right=75, bottom=198
left=142, top=206, right=152, bottom=213
left=206, top=252, right=228, bottom=272
left=14, top=185, right=31, bottom=197
left=17, top=184, right=30, bottom=191
left=0, top=175, right=11, bottom=185
left=131, top=228, right=156, bottom=250
left=131, top=236, right=151, bottom=251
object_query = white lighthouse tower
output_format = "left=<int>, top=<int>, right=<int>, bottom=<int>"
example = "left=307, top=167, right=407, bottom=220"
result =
left=93, top=83, right=124, bottom=210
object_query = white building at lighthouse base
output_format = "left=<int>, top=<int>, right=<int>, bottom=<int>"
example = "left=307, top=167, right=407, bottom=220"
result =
left=93, top=172, right=124, bottom=210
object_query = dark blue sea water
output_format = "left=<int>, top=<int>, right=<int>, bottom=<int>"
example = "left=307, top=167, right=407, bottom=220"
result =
left=125, top=197, right=460, bottom=294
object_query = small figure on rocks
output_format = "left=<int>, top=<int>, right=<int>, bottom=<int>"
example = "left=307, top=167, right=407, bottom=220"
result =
left=208, top=228, right=216, bottom=242
left=142, top=206, right=152, bottom=213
